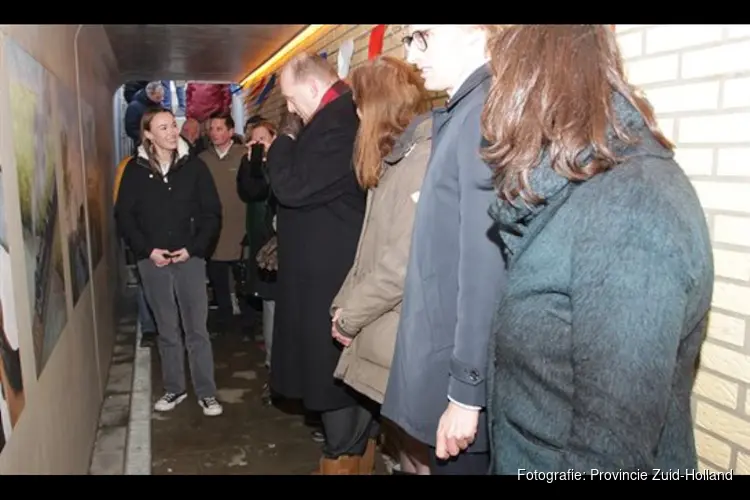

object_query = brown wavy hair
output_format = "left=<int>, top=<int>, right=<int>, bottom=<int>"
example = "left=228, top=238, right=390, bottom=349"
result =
left=350, top=56, right=430, bottom=189
left=480, top=25, right=672, bottom=205
left=139, top=106, right=176, bottom=172
left=250, top=120, right=277, bottom=137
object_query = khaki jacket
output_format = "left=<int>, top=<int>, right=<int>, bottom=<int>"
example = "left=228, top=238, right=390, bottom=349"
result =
left=332, top=115, right=432, bottom=404
left=200, top=143, right=247, bottom=261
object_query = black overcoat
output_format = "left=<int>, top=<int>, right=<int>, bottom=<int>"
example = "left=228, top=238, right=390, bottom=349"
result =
left=266, top=87, right=366, bottom=411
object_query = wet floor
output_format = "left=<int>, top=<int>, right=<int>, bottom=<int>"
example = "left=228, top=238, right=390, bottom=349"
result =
left=149, top=314, right=388, bottom=475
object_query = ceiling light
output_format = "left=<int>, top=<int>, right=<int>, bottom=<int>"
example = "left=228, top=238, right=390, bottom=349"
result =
left=239, top=25, right=333, bottom=88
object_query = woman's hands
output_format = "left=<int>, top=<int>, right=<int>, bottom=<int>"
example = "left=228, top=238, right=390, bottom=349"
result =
left=256, top=236, right=278, bottom=271
left=149, top=248, right=190, bottom=267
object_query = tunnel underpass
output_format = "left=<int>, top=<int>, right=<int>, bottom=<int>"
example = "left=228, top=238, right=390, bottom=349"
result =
left=0, top=24, right=748, bottom=475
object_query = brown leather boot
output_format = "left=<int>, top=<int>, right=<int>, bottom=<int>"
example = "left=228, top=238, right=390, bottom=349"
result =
left=358, top=438, right=377, bottom=474
left=318, top=455, right=361, bottom=475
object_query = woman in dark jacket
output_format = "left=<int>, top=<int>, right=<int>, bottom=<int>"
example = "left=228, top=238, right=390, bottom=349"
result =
left=115, top=107, right=224, bottom=418
left=237, top=119, right=278, bottom=370
left=481, top=25, right=713, bottom=474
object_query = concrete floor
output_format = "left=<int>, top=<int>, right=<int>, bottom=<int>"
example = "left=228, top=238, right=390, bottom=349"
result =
left=89, top=313, right=139, bottom=475
left=149, top=314, right=388, bottom=475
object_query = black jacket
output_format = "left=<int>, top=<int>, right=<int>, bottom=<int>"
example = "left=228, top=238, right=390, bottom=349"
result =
left=265, top=80, right=367, bottom=411
left=236, top=146, right=277, bottom=236
left=115, top=138, right=222, bottom=260
left=124, top=89, right=159, bottom=145
left=237, top=147, right=277, bottom=297
left=124, top=81, right=149, bottom=104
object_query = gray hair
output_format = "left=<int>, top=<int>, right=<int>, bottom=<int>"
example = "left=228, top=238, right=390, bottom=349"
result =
left=283, top=52, right=338, bottom=85
left=145, top=81, right=164, bottom=96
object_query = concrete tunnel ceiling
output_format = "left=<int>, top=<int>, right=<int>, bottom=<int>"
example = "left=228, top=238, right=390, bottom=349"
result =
left=103, top=24, right=308, bottom=83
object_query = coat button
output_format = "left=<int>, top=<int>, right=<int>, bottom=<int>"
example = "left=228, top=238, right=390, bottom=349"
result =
left=469, top=370, right=479, bottom=381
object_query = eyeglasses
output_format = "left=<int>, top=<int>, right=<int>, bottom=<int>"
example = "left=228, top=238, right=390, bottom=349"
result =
left=402, top=30, right=429, bottom=52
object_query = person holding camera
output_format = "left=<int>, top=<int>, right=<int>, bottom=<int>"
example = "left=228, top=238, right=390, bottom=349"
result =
left=115, top=107, right=224, bottom=417
left=237, top=119, right=278, bottom=371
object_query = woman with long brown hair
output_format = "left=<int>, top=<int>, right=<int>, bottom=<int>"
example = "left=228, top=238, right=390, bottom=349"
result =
left=116, top=107, right=224, bottom=417
left=328, top=55, right=433, bottom=475
left=481, top=25, right=713, bottom=473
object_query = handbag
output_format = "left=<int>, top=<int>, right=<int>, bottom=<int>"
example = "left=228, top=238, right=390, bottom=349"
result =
left=233, top=235, right=251, bottom=299
left=253, top=235, right=278, bottom=301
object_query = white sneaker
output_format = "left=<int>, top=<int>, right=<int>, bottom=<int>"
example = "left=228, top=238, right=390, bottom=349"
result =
left=199, top=397, right=223, bottom=416
left=154, top=392, right=187, bottom=412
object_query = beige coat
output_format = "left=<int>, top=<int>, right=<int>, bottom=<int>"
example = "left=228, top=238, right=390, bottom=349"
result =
left=332, top=115, right=432, bottom=404
left=200, top=143, right=247, bottom=261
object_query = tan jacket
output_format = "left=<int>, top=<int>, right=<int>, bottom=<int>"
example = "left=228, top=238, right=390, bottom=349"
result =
left=200, top=143, right=247, bottom=261
left=332, top=115, right=432, bottom=404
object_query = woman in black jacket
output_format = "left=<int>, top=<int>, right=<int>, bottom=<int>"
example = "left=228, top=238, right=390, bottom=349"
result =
left=115, top=107, right=224, bottom=417
left=237, top=119, right=278, bottom=371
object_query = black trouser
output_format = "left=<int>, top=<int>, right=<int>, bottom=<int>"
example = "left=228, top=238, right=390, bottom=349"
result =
left=428, top=447, right=489, bottom=475
left=320, top=399, right=380, bottom=458
left=207, top=260, right=250, bottom=330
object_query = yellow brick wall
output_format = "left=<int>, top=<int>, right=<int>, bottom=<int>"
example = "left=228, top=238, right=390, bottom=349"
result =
left=244, top=24, right=447, bottom=125
left=616, top=24, right=750, bottom=474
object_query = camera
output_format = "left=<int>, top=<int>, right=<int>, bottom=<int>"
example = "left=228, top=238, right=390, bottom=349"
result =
left=250, top=143, right=265, bottom=162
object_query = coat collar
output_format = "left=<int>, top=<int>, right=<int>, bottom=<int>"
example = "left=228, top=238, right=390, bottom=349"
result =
left=136, top=137, right=192, bottom=173
left=489, top=91, right=675, bottom=263
left=446, top=63, right=491, bottom=111
left=315, top=79, right=350, bottom=114
left=384, top=112, right=432, bottom=165
left=431, top=63, right=491, bottom=134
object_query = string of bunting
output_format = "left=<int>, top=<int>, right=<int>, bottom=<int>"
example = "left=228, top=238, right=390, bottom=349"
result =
left=368, top=25, right=386, bottom=60
left=243, top=75, right=267, bottom=114
left=254, top=73, right=277, bottom=107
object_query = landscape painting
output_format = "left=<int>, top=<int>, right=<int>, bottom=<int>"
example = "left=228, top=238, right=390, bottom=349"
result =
left=58, top=84, right=90, bottom=305
left=81, top=101, right=103, bottom=270
left=6, top=39, right=68, bottom=377
left=0, top=39, right=25, bottom=457
left=0, top=44, right=26, bottom=449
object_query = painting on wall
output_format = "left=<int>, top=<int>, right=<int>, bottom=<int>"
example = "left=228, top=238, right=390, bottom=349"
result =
left=0, top=219, right=25, bottom=456
left=58, top=85, right=90, bottom=305
left=0, top=157, right=27, bottom=454
left=6, top=39, right=69, bottom=377
left=81, top=101, right=103, bottom=269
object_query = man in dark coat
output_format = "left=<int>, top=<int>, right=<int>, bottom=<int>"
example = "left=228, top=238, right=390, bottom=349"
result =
left=265, top=52, right=367, bottom=474
left=381, top=25, right=505, bottom=475
left=124, top=81, right=164, bottom=151
left=123, top=80, right=149, bottom=104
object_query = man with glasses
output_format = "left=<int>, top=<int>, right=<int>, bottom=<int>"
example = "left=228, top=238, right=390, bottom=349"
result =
left=381, top=25, right=505, bottom=475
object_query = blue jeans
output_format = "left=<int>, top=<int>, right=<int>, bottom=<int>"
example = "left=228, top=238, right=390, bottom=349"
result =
left=161, top=80, right=186, bottom=114
left=138, top=284, right=157, bottom=333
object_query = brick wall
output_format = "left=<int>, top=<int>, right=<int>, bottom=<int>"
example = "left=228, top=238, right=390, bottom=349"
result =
left=244, top=25, right=447, bottom=125
left=616, top=24, right=750, bottom=474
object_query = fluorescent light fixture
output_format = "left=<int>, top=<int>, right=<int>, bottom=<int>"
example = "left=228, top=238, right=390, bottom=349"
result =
left=240, top=25, right=333, bottom=88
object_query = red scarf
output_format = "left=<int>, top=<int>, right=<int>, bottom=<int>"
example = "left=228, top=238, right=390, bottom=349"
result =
left=315, top=80, right=350, bottom=114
